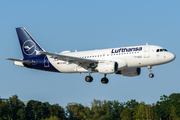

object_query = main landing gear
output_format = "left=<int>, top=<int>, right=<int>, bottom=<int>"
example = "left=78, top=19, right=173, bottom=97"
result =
left=101, top=74, right=109, bottom=84
left=85, top=76, right=93, bottom=82
left=148, top=66, right=154, bottom=78
left=85, top=68, right=93, bottom=82
left=85, top=74, right=109, bottom=84
left=85, top=69, right=109, bottom=84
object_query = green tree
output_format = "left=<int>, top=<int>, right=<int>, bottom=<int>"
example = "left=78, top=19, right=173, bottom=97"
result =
left=125, top=99, right=139, bottom=109
left=49, top=104, right=66, bottom=120
left=42, top=102, right=51, bottom=119
left=120, top=108, right=133, bottom=120
left=108, top=100, right=125, bottom=120
left=156, top=95, right=171, bottom=119
left=66, top=102, right=85, bottom=120
left=25, top=100, right=44, bottom=120
left=91, top=99, right=110, bottom=120
left=169, top=93, right=180, bottom=118
left=0, top=99, right=12, bottom=119
left=83, top=106, right=92, bottom=120
left=156, top=93, right=180, bottom=120
left=133, top=101, right=146, bottom=120
left=9, top=95, right=25, bottom=120
left=150, top=103, right=158, bottom=120
left=17, top=108, right=25, bottom=120
left=42, top=115, right=60, bottom=120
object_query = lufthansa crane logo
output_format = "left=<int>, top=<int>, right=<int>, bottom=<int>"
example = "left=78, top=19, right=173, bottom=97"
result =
left=22, top=40, right=36, bottom=55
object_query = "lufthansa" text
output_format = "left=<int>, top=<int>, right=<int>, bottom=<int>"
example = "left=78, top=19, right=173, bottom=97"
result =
left=111, top=47, right=142, bottom=53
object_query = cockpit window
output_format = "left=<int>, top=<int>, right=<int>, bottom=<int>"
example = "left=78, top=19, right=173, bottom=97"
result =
left=156, top=49, right=168, bottom=52
left=162, top=49, right=168, bottom=52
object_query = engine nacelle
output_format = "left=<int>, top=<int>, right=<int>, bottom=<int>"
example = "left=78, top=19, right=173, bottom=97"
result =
left=116, top=59, right=127, bottom=69
left=120, top=68, right=141, bottom=77
left=97, top=61, right=118, bottom=74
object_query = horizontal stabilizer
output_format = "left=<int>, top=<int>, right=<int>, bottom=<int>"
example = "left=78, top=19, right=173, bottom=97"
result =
left=5, top=58, right=35, bottom=64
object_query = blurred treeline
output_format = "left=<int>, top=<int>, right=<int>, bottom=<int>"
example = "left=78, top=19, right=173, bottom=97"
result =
left=0, top=93, right=180, bottom=120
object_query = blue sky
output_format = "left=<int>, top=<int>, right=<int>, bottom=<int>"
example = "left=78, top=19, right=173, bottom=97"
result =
left=1, top=1, right=179, bottom=108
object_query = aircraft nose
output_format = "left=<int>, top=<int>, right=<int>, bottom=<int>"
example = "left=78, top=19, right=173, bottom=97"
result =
left=168, top=53, right=176, bottom=62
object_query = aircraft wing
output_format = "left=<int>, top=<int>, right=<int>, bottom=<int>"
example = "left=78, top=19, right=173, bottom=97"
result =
left=40, top=52, right=98, bottom=64
left=5, top=58, right=35, bottom=64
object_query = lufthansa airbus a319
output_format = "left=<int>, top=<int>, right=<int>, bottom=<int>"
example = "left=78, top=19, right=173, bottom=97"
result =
left=6, top=27, right=176, bottom=84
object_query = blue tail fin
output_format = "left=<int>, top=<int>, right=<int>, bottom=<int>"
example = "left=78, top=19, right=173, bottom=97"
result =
left=16, top=27, right=45, bottom=59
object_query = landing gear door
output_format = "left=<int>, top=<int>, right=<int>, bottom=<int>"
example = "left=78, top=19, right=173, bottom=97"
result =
left=144, top=46, right=150, bottom=58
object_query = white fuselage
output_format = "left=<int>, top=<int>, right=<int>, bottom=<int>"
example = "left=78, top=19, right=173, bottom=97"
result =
left=47, top=45, right=175, bottom=73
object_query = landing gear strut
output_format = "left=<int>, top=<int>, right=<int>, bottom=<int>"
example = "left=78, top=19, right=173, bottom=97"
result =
left=101, top=74, right=109, bottom=84
left=148, top=66, right=154, bottom=78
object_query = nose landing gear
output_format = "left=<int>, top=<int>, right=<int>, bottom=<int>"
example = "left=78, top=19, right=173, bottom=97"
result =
left=148, top=66, right=154, bottom=78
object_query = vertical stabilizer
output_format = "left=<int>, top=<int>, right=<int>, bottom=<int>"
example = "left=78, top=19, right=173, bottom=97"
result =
left=16, top=27, right=45, bottom=58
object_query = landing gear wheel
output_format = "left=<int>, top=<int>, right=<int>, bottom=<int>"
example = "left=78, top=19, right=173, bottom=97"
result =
left=148, top=66, right=154, bottom=78
left=85, top=76, right=93, bottom=82
left=149, top=73, right=154, bottom=78
left=101, top=77, right=109, bottom=84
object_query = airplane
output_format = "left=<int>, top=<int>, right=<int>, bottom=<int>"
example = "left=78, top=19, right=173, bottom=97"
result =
left=5, top=27, right=176, bottom=84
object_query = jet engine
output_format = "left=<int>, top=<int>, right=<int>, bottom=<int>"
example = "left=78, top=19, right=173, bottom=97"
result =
left=117, top=68, right=141, bottom=77
left=96, top=61, right=118, bottom=74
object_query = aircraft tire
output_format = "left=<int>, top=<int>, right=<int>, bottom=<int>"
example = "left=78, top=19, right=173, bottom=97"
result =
left=85, top=76, right=93, bottom=82
left=149, top=73, right=154, bottom=78
left=101, top=78, right=109, bottom=84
